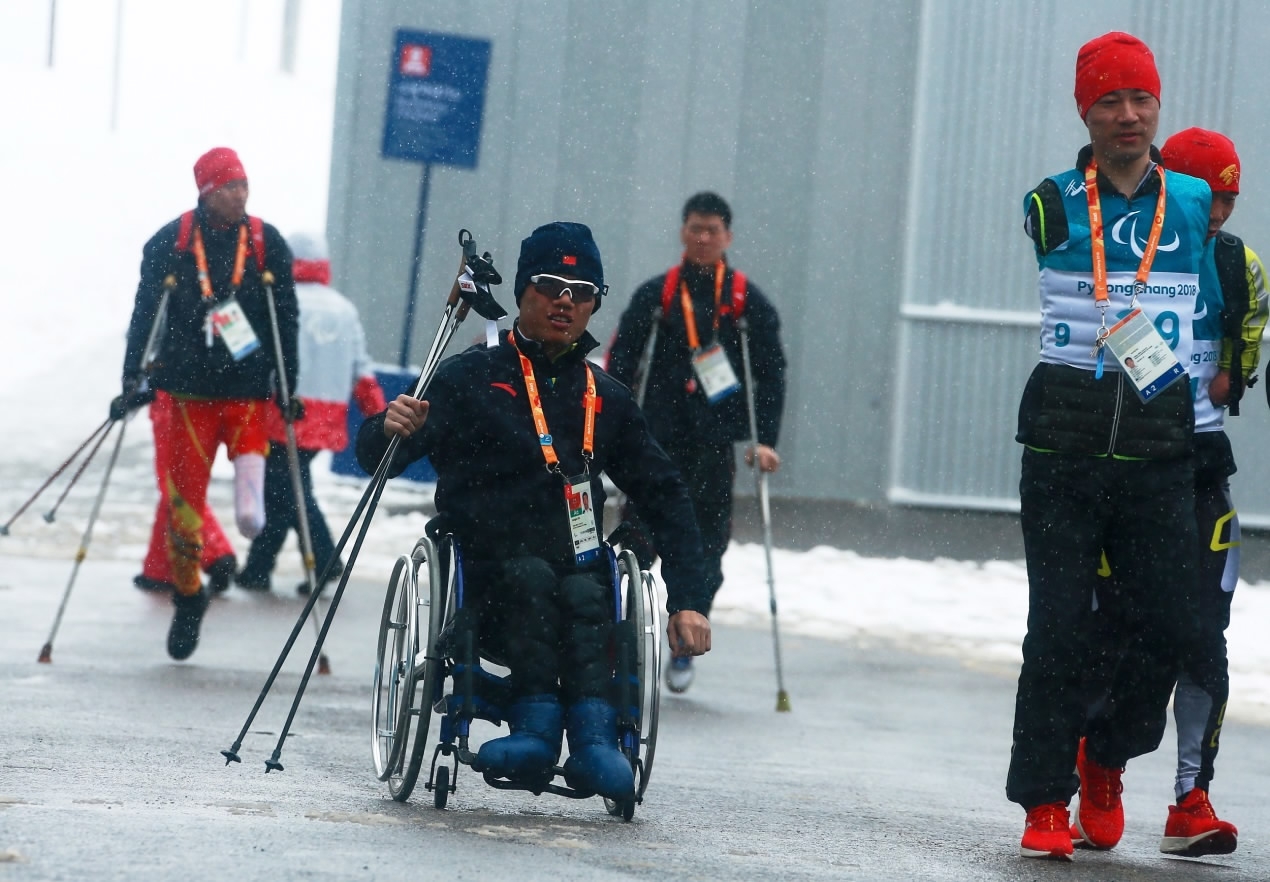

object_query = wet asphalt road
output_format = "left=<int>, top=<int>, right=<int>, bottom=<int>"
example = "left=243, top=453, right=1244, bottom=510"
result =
left=4, top=557, right=1270, bottom=881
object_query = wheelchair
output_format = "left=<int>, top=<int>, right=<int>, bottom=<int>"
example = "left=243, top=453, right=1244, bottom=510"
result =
left=370, top=528, right=662, bottom=820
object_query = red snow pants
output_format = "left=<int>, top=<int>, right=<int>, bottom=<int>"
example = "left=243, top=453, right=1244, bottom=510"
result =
left=141, top=392, right=235, bottom=585
left=155, top=394, right=269, bottom=596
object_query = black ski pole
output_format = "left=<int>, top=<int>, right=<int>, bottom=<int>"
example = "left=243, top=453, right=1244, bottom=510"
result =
left=221, top=229, right=505, bottom=769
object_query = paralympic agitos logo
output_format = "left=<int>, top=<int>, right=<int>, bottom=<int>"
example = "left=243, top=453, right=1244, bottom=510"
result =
left=1111, top=210, right=1180, bottom=258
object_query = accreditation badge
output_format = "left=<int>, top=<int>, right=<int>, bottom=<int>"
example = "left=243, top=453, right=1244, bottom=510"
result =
left=691, top=343, right=741, bottom=404
left=563, top=474, right=601, bottom=564
left=210, top=299, right=261, bottom=361
left=1104, top=308, right=1185, bottom=403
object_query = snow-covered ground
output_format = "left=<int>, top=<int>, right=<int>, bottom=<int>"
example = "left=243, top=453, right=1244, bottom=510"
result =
left=5, top=1, right=1270, bottom=730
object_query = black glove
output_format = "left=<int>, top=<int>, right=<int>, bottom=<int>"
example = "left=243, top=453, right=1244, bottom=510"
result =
left=279, top=397, right=305, bottom=423
left=109, top=385, right=155, bottom=421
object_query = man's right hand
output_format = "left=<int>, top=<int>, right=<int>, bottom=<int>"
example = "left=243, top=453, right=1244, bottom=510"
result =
left=383, top=394, right=430, bottom=438
left=667, top=610, right=711, bottom=658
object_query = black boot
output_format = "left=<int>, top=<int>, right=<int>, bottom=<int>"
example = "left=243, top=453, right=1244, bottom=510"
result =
left=167, top=588, right=211, bottom=660
left=133, top=573, right=174, bottom=593
left=205, top=555, right=236, bottom=594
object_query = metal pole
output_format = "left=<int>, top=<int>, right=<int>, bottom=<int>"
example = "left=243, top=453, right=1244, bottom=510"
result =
left=47, top=0, right=57, bottom=67
left=280, top=0, right=301, bottom=73
left=38, top=420, right=129, bottom=663
left=634, top=310, right=662, bottom=408
left=263, top=272, right=331, bottom=675
left=109, top=0, right=124, bottom=130
left=737, top=318, right=791, bottom=712
left=398, top=163, right=432, bottom=367
left=223, top=231, right=503, bottom=769
left=1, top=418, right=111, bottom=536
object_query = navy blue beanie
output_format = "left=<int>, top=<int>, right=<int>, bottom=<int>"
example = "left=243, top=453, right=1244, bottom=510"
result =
left=514, top=221, right=605, bottom=312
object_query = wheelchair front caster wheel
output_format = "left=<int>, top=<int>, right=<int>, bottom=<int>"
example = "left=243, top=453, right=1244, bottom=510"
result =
left=433, top=765, right=450, bottom=810
left=604, top=797, right=635, bottom=821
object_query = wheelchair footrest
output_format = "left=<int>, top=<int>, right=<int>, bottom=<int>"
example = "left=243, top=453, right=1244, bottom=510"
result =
left=482, top=768, right=595, bottom=800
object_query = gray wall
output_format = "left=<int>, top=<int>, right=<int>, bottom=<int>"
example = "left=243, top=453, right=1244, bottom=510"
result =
left=327, top=0, right=918, bottom=505
left=328, top=0, right=1270, bottom=521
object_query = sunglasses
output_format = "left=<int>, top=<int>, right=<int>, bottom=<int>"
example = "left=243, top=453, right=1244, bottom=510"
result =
left=529, top=273, right=605, bottom=304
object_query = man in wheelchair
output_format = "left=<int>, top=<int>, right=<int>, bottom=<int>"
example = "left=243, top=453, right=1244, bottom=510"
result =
left=356, top=221, right=712, bottom=801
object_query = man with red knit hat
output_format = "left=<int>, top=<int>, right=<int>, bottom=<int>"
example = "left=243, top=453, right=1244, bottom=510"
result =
left=1007, top=33, right=1212, bottom=860
left=1074, top=128, right=1266, bottom=858
left=119, top=147, right=297, bottom=660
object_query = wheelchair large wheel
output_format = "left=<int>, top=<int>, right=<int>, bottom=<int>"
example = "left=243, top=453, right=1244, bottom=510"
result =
left=371, top=555, right=416, bottom=781
left=606, top=549, right=661, bottom=818
left=386, top=536, right=448, bottom=802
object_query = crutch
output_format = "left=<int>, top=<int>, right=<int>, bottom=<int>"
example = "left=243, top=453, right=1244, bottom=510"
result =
left=633, top=308, right=662, bottom=409
left=41, top=419, right=118, bottom=524
left=36, top=275, right=177, bottom=662
left=37, top=420, right=131, bottom=663
left=609, top=308, right=662, bottom=549
left=1, top=417, right=111, bottom=536
left=222, top=229, right=505, bottom=770
left=262, top=268, right=332, bottom=675
left=737, top=316, right=791, bottom=712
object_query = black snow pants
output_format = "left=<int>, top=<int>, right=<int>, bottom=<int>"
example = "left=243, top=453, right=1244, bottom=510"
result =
left=622, top=440, right=734, bottom=615
left=1075, top=434, right=1234, bottom=798
left=1006, top=449, right=1198, bottom=810
left=467, top=556, right=614, bottom=705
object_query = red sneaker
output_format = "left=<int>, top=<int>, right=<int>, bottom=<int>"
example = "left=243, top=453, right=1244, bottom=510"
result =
left=1160, top=788, right=1238, bottom=857
left=1021, top=802, right=1074, bottom=860
left=1073, top=738, right=1124, bottom=849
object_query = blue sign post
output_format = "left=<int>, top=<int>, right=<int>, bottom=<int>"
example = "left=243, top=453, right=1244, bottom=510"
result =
left=383, top=29, right=491, bottom=367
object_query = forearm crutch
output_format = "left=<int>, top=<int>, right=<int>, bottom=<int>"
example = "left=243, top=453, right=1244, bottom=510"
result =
left=738, top=317, right=791, bottom=712
left=262, top=269, right=332, bottom=676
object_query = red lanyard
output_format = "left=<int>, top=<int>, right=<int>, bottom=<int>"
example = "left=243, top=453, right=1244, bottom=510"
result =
left=192, top=223, right=249, bottom=301
left=510, top=332, right=596, bottom=474
left=1084, top=160, right=1167, bottom=307
left=679, top=261, right=726, bottom=350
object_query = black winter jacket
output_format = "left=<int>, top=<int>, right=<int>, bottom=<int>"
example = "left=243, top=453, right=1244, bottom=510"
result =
left=607, top=261, right=785, bottom=448
left=356, top=326, right=712, bottom=616
left=122, top=207, right=298, bottom=400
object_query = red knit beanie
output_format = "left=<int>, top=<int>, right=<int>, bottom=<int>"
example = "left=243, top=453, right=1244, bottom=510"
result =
left=193, top=147, right=248, bottom=197
left=1161, top=128, right=1240, bottom=194
left=1074, top=32, right=1160, bottom=119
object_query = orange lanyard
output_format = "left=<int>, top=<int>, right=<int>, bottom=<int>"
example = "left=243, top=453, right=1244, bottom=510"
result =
left=511, top=332, right=597, bottom=474
left=192, top=223, right=249, bottom=301
left=679, top=261, right=726, bottom=350
left=1084, top=160, right=1167, bottom=308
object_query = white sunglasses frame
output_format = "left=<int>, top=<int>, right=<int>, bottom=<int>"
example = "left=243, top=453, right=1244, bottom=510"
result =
left=529, top=273, right=602, bottom=302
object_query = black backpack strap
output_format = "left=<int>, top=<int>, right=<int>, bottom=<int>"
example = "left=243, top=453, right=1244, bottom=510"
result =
left=1213, top=232, right=1247, bottom=415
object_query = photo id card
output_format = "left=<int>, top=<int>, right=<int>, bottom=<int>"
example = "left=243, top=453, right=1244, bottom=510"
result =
left=1104, top=307, right=1185, bottom=403
left=564, top=474, right=600, bottom=564
left=210, top=299, right=260, bottom=361
left=691, top=343, right=741, bottom=404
